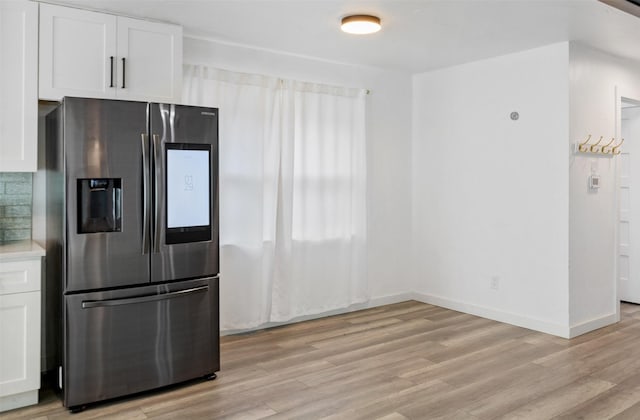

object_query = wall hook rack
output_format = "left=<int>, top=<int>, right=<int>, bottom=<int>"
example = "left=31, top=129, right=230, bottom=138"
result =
left=577, top=135, right=593, bottom=152
left=612, top=138, right=624, bottom=155
left=574, top=134, right=623, bottom=157
left=589, top=136, right=603, bottom=153
left=599, top=138, right=616, bottom=154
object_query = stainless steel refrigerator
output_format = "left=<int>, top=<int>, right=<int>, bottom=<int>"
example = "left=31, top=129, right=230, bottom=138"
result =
left=44, top=97, right=219, bottom=411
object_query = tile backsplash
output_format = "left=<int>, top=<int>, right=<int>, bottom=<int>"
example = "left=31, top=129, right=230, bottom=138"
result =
left=0, top=173, right=32, bottom=242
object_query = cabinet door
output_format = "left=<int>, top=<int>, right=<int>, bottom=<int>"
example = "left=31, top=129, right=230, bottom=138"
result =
left=116, top=17, right=182, bottom=103
left=0, top=0, right=37, bottom=172
left=39, top=4, right=117, bottom=101
left=0, top=291, right=40, bottom=399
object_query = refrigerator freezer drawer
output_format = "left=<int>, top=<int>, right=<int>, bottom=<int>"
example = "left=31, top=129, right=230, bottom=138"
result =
left=63, top=277, right=219, bottom=409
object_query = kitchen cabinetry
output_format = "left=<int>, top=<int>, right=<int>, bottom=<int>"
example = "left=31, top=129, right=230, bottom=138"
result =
left=0, top=242, right=44, bottom=413
left=0, top=0, right=38, bottom=172
left=39, top=4, right=182, bottom=103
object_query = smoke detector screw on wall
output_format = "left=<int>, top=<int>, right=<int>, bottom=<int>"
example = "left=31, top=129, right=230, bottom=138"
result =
left=510, top=112, right=519, bottom=121
left=341, top=15, right=381, bottom=35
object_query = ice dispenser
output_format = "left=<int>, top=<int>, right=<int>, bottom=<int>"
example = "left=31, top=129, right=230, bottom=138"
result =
left=77, top=178, right=122, bottom=233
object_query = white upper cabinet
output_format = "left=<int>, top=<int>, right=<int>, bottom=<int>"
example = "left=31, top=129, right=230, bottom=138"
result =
left=39, top=5, right=116, bottom=100
left=0, top=0, right=38, bottom=172
left=116, top=17, right=182, bottom=102
left=39, top=4, right=183, bottom=103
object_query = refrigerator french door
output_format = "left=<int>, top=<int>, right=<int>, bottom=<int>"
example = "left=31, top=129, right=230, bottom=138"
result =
left=45, top=97, right=220, bottom=410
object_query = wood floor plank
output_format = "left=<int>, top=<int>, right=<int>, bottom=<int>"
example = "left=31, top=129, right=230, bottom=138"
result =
left=345, top=302, right=441, bottom=324
left=6, top=300, right=640, bottom=419
left=396, top=362, right=550, bottom=418
left=401, top=338, right=524, bottom=383
left=551, top=372, right=640, bottom=419
left=276, top=317, right=405, bottom=348
left=319, top=379, right=454, bottom=420
left=610, top=401, right=640, bottom=420
left=309, top=318, right=434, bottom=349
left=264, top=377, right=415, bottom=419
left=264, top=367, right=412, bottom=413
left=465, top=363, right=606, bottom=419
left=591, top=352, right=640, bottom=385
left=372, top=413, right=410, bottom=420
left=496, top=376, right=615, bottom=419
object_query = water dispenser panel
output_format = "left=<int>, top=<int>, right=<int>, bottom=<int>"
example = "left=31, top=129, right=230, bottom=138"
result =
left=77, top=178, right=122, bottom=233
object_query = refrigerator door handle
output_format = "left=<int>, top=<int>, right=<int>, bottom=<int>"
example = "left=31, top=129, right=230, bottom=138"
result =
left=81, top=285, right=209, bottom=309
left=152, top=134, right=162, bottom=252
left=141, top=134, right=151, bottom=254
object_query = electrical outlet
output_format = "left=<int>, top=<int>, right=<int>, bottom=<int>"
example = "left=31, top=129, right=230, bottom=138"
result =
left=490, top=276, right=500, bottom=290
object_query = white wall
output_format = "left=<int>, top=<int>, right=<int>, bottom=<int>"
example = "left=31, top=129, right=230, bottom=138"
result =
left=183, top=37, right=414, bottom=309
left=569, top=43, right=640, bottom=334
left=411, top=43, right=571, bottom=336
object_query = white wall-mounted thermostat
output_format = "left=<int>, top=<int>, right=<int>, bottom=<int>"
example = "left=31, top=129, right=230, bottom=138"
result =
left=589, top=174, right=600, bottom=190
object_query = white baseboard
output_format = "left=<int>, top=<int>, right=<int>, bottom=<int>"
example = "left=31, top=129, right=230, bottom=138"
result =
left=569, top=312, right=618, bottom=338
left=221, top=291, right=618, bottom=339
left=410, top=292, right=572, bottom=338
left=366, top=292, right=416, bottom=308
left=0, top=390, right=38, bottom=413
left=221, top=292, right=414, bottom=336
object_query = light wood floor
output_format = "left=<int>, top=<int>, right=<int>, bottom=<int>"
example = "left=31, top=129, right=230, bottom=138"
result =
left=6, top=301, right=640, bottom=419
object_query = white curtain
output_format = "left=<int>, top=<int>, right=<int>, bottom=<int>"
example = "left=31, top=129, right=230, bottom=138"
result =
left=183, top=65, right=368, bottom=330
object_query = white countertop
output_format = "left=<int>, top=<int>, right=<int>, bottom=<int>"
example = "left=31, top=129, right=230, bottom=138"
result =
left=0, top=240, right=46, bottom=260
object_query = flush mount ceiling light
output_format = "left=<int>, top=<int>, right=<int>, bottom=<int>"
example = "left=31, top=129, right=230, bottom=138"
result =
left=341, top=15, right=381, bottom=35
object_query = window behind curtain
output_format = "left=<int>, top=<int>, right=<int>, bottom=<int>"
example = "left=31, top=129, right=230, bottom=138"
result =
left=183, top=64, right=368, bottom=329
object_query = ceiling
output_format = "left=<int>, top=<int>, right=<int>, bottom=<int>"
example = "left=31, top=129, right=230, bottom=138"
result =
left=46, top=0, right=640, bottom=73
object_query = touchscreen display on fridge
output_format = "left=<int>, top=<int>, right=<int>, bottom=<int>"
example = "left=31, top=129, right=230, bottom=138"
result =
left=166, top=144, right=212, bottom=244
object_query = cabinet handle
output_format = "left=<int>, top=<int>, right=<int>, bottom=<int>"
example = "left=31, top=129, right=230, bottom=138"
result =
left=121, top=57, right=126, bottom=89
left=109, top=56, right=114, bottom=87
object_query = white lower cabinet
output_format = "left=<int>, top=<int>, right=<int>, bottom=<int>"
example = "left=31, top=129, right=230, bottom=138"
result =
left=0, top=257, right=42, bottom=412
